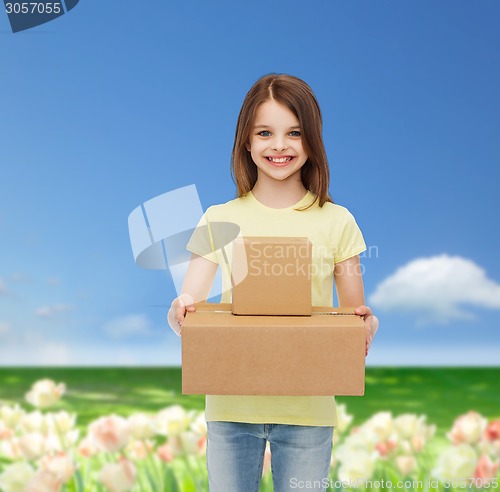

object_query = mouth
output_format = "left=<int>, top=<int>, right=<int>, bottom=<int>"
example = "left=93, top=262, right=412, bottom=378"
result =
left=266, top=156, right=294, bottom=166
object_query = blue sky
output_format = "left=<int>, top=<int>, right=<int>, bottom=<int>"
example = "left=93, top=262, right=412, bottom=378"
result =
left=1, top=0, right=499, bottom=366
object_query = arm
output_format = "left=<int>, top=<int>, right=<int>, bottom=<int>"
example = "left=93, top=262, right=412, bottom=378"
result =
left=167, top=252, right=218, bottom=336
left=334, top=255, right=379, bottom=356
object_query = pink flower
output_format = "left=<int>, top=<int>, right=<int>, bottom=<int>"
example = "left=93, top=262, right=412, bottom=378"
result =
left=125, top=439, right=154, bottom=460
left=0, top=436, right=23, bottom=459
left=473, top=454, right=499, bottom=486
left=39, top=452, right=76, bottom=483
left=484, top=420, right=500, bottom=442
left=157, top=442, right=175, bottom=463
left=262, top=443, right=272, bottom=475
left=448, top=411, right=487, bottom=445
left=25, top=380, right=65, bottom=409
left=411, top=435, right=425, bottom=453
left=0, top=421, right=14, bottom=440
left=375, top=439, right=398, bottom=458
left=26, top=470, right=63, bottom=492
left=168, top=431, right=205, bottom=456
left=197, top=434, right=207, bottom=455
left=77, top=435, right=99, bottom=457
left=88, top=415, right=130, bottom=453
left=99, top=457, right=136, bottom=492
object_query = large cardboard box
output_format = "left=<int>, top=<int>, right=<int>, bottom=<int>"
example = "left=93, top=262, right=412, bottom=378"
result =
left=181, top=302, right=365, bottom=396
left=231, top=236, right=312, bottom=316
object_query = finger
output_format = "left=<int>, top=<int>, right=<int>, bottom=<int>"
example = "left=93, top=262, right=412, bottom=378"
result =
left=175, top=307, right=186, bottom=323
left=176, top=298, right=194, bottom=319
left=171, top=298, right=181, bottom=310
left=355, top=305, right=372, bottom=316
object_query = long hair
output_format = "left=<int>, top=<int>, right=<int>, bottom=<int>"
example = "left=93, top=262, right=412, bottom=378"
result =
left=230, top=73, right=333, bottom=210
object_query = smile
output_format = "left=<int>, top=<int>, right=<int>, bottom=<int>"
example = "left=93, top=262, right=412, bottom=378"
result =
left=266, top=156, right=293, bottom=163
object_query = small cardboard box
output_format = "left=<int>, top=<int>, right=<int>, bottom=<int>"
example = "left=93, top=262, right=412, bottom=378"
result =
left=231, top=236, right=312, bottom=316
left=181, top=302, right=365, bottom=396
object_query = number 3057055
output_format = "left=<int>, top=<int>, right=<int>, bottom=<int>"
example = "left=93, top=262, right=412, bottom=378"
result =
left=5, top=3, right=62, bottom=14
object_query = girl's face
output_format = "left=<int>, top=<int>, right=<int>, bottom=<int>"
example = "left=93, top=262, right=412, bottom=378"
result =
left=247, top=99, right=308, bottom=185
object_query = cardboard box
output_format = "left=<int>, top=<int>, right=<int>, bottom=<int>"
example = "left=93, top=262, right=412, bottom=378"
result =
left=181, top=302, right=365, bottom=396
left=231, top=236, right=312, bottom=316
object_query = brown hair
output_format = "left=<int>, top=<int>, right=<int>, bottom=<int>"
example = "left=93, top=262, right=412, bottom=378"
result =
left=230, top=73, right=333, bottom=210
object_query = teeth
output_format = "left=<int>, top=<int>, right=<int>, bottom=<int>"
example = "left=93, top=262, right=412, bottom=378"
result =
left=268, top=157, right=292, bottom=163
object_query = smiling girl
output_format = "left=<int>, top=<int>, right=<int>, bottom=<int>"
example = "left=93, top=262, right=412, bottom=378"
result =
left=168, top=73, right=379, bottom=492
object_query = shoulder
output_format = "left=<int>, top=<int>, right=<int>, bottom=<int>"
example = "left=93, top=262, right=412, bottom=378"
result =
left=205, top=194, right=251, bottom=218
left=321, top=201, right=351, bottom=215
left=318, top=200, right=357, bottom=222
left=317, top=201, right=364, bottom=240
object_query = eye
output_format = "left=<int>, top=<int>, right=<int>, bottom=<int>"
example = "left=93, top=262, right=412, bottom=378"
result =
left=258, top=130, right=271, bottom=137
left=289, top=130, right=301, bottom=137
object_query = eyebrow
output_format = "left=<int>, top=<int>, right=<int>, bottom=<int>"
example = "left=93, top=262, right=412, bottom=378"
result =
left=253, top=125, right=301, bottom=130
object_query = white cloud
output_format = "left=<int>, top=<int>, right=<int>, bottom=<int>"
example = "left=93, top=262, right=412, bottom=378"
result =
left=35, top=303, right=75, bottom=319
left=0, top=321, right=11, bottom=335
left=369, top=254, right=500, bottom=324
left=102, top=314, right=153, bottom=339
left=47, top=277, right=61, bottom=286
left=0, top=278, right=7, bottom=295
left=10, top=272, right=30, bottom=283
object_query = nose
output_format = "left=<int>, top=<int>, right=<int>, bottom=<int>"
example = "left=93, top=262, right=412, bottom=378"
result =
left=271, top=137, right=288, bottom=152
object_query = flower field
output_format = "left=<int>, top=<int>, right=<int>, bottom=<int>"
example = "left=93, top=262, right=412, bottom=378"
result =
left=0, top=367, right=499, bottom=491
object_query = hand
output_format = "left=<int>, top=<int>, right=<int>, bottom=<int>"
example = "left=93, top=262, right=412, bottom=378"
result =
left=354, top=305, right=379, bottom=357
left=167, top=293, right=196, bottom=337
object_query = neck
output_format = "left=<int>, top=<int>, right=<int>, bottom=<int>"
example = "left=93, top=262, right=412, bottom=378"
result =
left=251, top=176, right=308, bottom=209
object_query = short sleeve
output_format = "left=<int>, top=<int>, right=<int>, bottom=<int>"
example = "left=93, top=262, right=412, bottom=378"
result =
left=334, top=210, right=367, bottom=263
left=185, top=208, right=219, bottom=264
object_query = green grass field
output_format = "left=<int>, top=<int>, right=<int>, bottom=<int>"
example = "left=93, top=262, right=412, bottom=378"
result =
left=1, top=367, right=499, bottom=491
left=1, top=366, right=499, bottom=437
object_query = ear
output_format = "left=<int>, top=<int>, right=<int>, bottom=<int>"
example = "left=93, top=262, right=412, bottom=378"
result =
left=245, top=144, right=251, bottom=152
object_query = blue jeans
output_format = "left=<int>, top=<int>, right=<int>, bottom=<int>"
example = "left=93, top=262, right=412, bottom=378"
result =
left=206, top=421, right=334, bottom=492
